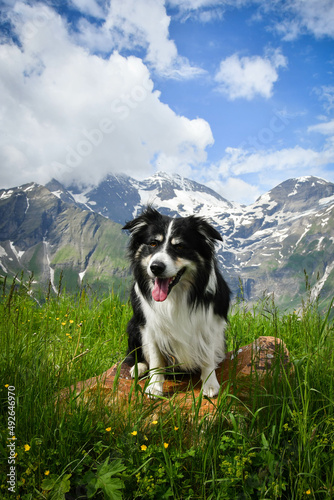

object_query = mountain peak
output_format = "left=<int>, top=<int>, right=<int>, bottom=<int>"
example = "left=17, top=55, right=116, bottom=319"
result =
left=254, top=176, right=334, bottom=213
left=141, top=171, right=233, bottom=208
left=45, top=179, right=78, bottom=205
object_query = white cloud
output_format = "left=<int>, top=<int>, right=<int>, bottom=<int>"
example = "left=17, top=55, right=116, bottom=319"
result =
left=313, top=85, right=334, bottom=114
left=263, top=0, right=334, bottom=40
left=0, top=2, right=213, bottom=189
left=206, top=176, right=261, bottom=206
left=207, top=135, right=334, bottom=204
left=214, top=49, right=287, bottom=100
left=69, top=0, right=105, bottom=19
left=295, top=0, right=334, bottom=38
left=274, top=19, right=302, bottom=42
left=167, top=0, right=247, bottom=13
left=72, top=0, right=204, bottom=78
left=219, top=144, right=334, bottom=176
left=168, top=0, right=223, bottom=10
left=169, top=0, right=334, bottom=41
left=308, top=119, right=334, bottom=136
left=291, top=0, right=334, bottom=39
left=167, top=0, right=226, bottom=23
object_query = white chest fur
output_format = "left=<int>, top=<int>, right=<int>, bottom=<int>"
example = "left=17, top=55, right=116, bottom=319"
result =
left=135, top=283, right=226, bottom=371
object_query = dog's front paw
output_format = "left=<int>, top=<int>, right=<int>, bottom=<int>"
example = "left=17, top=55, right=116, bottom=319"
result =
left=202, top=374, right=220, bottom=398
left=130, top=362, right=148, bottom=379
left=145, top=372, right=164, bottom=398
left=203, top=382, right=220, bottom=398
left=145, top=381, right=164, bottom=398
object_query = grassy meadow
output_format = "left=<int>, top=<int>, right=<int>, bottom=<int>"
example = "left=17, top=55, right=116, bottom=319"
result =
left=0, top=275, right=333, bottom=499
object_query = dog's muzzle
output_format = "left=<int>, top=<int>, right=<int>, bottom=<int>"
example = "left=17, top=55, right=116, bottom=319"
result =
left=150, top=265, right=185, bottom=302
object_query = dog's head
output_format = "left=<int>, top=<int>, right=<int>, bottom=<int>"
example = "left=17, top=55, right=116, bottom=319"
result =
left=123, top=207, right=222, bottom=302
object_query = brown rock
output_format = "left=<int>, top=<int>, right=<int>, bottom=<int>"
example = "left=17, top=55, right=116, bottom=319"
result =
left=58, top=336, right=292, bottom=416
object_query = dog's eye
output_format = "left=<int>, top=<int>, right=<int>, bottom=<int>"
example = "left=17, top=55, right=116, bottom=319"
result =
left=174, top=243, right=184, bottom=250
left=149, top=241, right=158, bottom=247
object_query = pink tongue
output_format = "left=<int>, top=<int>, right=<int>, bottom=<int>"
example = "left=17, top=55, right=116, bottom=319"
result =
left=152, top=278, right=171, bottom=302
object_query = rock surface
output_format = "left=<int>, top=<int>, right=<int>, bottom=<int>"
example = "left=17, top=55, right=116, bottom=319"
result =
left=60, top=337, right=292, bottom=415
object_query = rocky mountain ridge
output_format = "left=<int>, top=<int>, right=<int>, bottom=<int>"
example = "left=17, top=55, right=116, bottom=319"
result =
left=0, top=182, right=129, bottom=295
left=1, top=173, right=333, bottom=310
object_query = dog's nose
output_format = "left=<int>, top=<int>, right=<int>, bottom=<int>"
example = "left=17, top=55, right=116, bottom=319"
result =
left=150, top=261, right=166, bottom=276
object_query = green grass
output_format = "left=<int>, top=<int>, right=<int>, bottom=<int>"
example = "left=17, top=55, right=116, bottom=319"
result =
left=0, top=277, right=333, bottom=499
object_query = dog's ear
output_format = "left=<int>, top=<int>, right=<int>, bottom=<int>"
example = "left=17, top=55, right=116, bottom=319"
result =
left=122, top=206, right=162, bottom=234
left=122, top=216, right=146, bottom=234
left=197, top=219, right=223, bottom=243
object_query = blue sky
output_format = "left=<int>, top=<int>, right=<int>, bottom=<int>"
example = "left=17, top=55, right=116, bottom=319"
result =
left=0, top=0, right=334, bottom=204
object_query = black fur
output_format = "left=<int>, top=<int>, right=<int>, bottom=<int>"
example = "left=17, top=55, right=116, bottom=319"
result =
left=123, top=207, right=230, bottom=368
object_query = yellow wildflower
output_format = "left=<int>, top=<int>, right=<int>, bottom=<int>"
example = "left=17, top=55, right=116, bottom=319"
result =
left=5, top=384, right=9, bottom=388
left=163, top=443, right=169, bottom=449
left=24, top=444, right=31, bottom=452
left=141, top=445, right=147, bottom=451
left=152, top=420, right=158, bottom=425
left=106, top=427, right=112, bottom=432
left=131, top=431, right=138, bottom=436
left=174, top=427, right=179, bottom=431
left=44, top=471, right=50, bottom=476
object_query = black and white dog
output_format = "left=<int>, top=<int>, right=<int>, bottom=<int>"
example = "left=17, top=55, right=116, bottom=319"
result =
left=122, top=207, right=230, bottom=397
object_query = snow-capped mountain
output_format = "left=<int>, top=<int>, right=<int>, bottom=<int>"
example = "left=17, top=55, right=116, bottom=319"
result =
left=0, top=182, right=129, bottom=296
left=220, top=176, right=334, bottom=308
left=60, top=171, right=235, bottom=223
left=1, top=172, right=333, bottom=311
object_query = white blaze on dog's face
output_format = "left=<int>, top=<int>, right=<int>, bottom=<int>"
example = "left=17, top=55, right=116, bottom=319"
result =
left=146, top=220, right=195, bottom=302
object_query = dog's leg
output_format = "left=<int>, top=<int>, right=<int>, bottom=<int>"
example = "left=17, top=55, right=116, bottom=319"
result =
left=129, top=362, right=148, bottom=379
left=200, top=365, right=220, bottom=398
left=145, top=343, right=165, bottom=398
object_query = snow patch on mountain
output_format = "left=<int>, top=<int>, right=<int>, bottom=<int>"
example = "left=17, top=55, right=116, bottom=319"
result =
left=310, top=261, right=334, bottom=302
left=0, top=189, right=14, bottom=200
left=0, top=245, right=8, bottom=273
left=79, top=269, right=87, bottom=283
left=50, top=190, right=63, bottom=199
left=70, top=191, right=90, bottom=205
left=9, top=242, right=24, bottom=261
left=319, top=194, right=334, bottom=205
